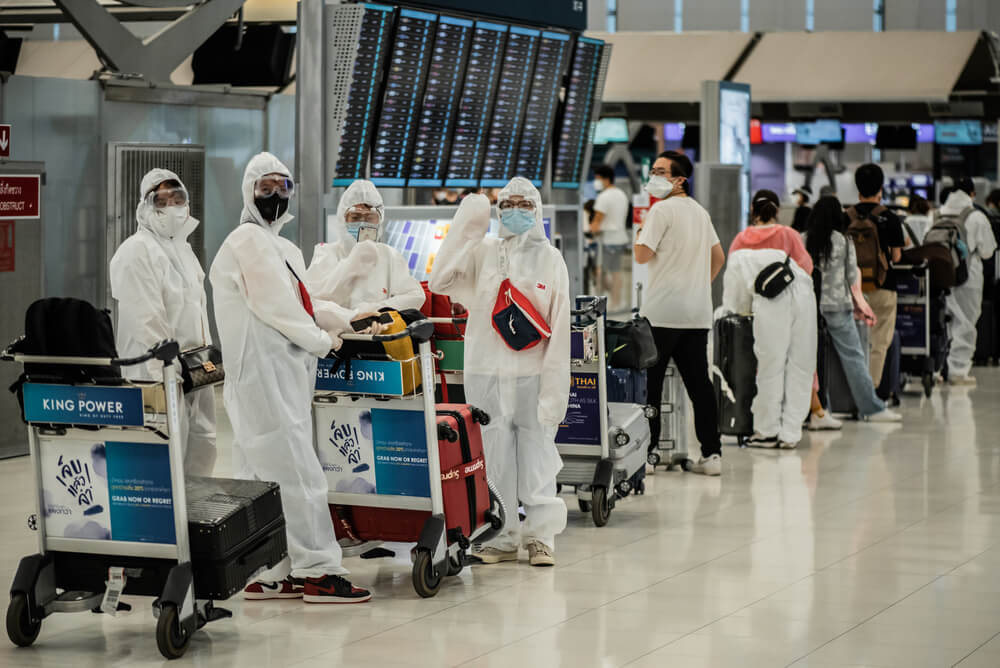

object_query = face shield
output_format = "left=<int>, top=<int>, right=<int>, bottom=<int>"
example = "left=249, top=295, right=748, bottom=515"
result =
left=253, top=173, right=295, bottom=223
left=145, top=183, right=189, bottom=210
left=344, top=203, right=384, bottom=242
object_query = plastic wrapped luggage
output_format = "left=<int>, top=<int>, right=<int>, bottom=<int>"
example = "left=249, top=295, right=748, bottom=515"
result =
left=714, top=314, right=756, bottom=439
left=606, top=367, right=648, bottom=404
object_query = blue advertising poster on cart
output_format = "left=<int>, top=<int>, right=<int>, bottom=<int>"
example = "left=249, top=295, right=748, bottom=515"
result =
left=22, top=384, right=144, bottom=427
left=105, top=441, right=175, bottom=544
left=897, top=304, right=927, bottom=350
left=315, top=358, right=405, bottom=395
left=371, top=409, right=430, bottom=497
left=557, top=372, right=601, bottom=445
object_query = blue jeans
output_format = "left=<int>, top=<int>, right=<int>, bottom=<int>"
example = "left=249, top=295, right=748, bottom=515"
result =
left=822, top=309, right=886, bottom=417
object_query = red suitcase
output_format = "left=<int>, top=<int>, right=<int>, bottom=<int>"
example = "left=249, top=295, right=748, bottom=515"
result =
left=330, top=404, right=492, bottom=546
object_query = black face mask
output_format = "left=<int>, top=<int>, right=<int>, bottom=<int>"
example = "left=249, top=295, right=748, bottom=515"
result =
left=254, top=194, right=289, bottom=223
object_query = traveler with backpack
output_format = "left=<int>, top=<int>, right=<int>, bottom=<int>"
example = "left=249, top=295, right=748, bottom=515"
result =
left=110, top=168, right=217, bottom=477
left=937, top=178, right=998, bottom=385
left=903, top=195, right=932, bottom=248
left=847, top=164, right=906, bottom=385
left=805, top=196, right=901, bottom=422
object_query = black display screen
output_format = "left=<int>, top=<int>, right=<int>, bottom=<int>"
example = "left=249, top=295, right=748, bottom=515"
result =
left=479, top=26, right=540, bottom=188
left=407, top=15, right=474, bottom=187
left=332, top=3, right=394, bottom=187
left=370, top=8, right=437, bottom=187
left=443, top=21, right=507, bottom=188
left=513, top=31, right=571, bottom=187
left=552, top=37, right=604, bottom=189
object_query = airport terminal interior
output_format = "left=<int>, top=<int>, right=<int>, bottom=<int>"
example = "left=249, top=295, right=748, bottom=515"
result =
left=2, top=0, right=1000, bottom=666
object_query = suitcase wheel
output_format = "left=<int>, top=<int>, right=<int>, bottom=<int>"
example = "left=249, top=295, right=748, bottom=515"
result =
left=615, top=480, right=632, bottom=498
left=156, top=604, right=191, bottom=660
left=470, top=407, right=490, bottom=426
left=437, top=423, right=458, bottom=442
left=647, top=452, right=661, bottom=467
left=411, top=550, right=443, bottom=598
left=6, top=593, right=41, bottom=648
left=643, top=405, right=658, bottom=420
left=614, top=431, right=630, bottom=447
left=446, top=551, right=465, bottom=577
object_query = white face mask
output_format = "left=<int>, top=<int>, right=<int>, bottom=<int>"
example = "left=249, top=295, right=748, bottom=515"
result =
left=593, top=179, right=605, bottom=192
left=645, top=175, right=675, bottom=199
left=154, top=205, right=189, bottom=238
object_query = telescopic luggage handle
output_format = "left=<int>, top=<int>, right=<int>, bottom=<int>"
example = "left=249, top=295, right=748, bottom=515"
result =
left=339, top=318, right=435, bottom=345
left=1, top=338, right=181, bottom=367
left=425, top=317, right=467, bottom=325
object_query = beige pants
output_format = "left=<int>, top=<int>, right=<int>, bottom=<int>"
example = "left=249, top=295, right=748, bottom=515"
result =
left=865, top=288, right=897, bottom=384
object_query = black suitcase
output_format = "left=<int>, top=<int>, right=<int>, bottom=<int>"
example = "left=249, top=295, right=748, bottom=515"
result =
left=714, top=314, right=756, bottom=438
left=877, top=330, right=902, bottom=399
left=187, top=477, right=288, bottom=599
left=822, top=324, right=859, bottom=416
left=974, top=297, right=996, bottom=365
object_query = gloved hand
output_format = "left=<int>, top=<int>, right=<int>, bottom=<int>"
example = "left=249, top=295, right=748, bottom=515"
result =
left=351, top=312, right=385, bottom=336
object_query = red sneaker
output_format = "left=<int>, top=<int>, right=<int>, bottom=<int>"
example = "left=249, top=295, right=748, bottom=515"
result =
left=302, top=575, right=372, bottom=604
left=243, top=576, right=305, bottom=600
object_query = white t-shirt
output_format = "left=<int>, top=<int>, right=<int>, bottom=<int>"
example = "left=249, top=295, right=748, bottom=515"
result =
left=594, top=186, right=630, bottom=246
left=636, top=196, right=720, bottom=329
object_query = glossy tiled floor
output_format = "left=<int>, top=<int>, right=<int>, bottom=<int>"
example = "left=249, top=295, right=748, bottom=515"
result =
left=2, top=371, right=1000, bottom=667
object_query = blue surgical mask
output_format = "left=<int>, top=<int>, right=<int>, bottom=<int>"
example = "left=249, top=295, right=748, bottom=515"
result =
left=500, top=208, right=535, bottom=236
left=346, top=222, right=379, bottom=242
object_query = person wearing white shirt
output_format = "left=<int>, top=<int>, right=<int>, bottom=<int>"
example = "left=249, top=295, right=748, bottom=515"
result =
left=942, top=178, right=999, bottom=384
left=634, top=151, right=726, bottom=476
left=591, top=164, right=632, bottom=314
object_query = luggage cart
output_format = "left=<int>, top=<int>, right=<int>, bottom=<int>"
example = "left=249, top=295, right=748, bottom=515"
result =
left=2, top=340, right=236, bottom=660
left=556, top=297, right=654, bottom=527
left=312, top=319, right=503, bottom=598
left=895, top=264, right=939, bottom=397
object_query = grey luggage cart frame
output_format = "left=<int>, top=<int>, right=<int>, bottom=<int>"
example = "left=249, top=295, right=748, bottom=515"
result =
left=2, top=340, right=229, bottom=660
left=556, top=297, right=654, bottom=527
left=312, top=319, right=503, bottom=598
left=895, top=264, right=937, bottom=397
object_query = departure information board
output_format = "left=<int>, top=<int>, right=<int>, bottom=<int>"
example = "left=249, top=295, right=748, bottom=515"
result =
left=407, top=16, right=474, bottom=187
left=552, top=37, right=605, bottom=189
left=332, top=3, right=394, bottom=187
left=479, top=26, right=540, bottom=187
left=443, top=21, right=507, bottom=188
left=370, top=8, right=437, bottom=187
left=514, top=31, right=571, bottom=186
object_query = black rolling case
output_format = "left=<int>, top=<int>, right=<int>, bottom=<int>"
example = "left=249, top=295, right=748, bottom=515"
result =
left=714, top=314, right=756, bottom=439
left=187, top=477, right=288, bottom=599
left=822, top=326, right=858, bottom=416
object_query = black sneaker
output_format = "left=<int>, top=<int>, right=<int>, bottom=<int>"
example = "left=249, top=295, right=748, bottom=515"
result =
left=302, top=574, right=372, bottom=604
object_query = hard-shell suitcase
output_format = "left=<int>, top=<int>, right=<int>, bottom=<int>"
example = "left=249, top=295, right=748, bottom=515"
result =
left=822, top=320, right=867, bottom=416
left=714, top=314, right=756, bottom=438
left=646, top=364, right=688, bottom=469
left=436, top=404, right=492, bottom=544
left=606, top=367, right=648, bottom=405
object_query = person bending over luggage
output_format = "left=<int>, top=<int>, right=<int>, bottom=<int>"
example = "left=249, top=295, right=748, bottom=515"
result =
left=729, top=190, right=837, bottom=432
left=430, top=178, right=570, bottom=567
left=720, top=248, right=817, bottom=449
left=305, top=179, right=425, bottom=314
left=634, top=151, right=725, bottom=476
left=805, top=196, right=901, bottom=423
left=110, top=168, right=217, bottom=477
left=209, top=152, right=372, bottom=603
left=940, top=178, right=998, bottom=385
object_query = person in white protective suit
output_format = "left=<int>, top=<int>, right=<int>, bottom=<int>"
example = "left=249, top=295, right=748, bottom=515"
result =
left=429, top=177, right=570, bottom=567
left=209, top=152, right=372, bottom=603
left=305, top=179, right=425, bottom=313
left=942, top=179, right=998, bottom=385
left=720, top=248, right=817, bottom=449
left=109, top=168, right=217, bottom=477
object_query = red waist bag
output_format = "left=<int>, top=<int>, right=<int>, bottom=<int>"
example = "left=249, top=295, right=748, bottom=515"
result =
left=491, top=278, right=551, bottom=351
left=420, top=280, right=467, bottom=339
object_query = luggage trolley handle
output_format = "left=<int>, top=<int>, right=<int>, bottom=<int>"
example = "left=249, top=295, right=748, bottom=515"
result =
left=338, top=319, right=435, bottom=345
left=1, top=338, right=181, bottom=368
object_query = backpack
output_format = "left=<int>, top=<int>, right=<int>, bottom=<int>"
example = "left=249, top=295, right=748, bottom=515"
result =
left=923, top=207, right=972, bottom=288
left=846, top=205, right=889, bottom=293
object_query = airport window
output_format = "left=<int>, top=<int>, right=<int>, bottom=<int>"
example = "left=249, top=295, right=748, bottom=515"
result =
left=805, top=0, right=814, bottom=31
left=674, top=0, right=683, bottom=32
left=741, top=0, right=749, bottom=32
left=946, top=0, right=957, bottom=32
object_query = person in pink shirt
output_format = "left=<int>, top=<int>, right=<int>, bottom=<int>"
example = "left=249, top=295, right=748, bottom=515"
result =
left=729, top=190, right=840, bottom=431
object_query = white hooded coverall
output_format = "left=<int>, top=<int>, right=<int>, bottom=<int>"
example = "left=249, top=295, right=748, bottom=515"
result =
left=209, top=152, right=355, bottom=579
left=429, top=178, right=570, bottom=550
left=305, top=179, right=425, bottom=313
left=109, top=168, right=217, bottom=477
left=941, top=190, right=998, bottom=378
left=721, top=248, right=817, bottom=445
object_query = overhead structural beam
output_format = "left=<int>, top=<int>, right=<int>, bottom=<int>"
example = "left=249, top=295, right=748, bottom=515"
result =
left=52, top=0, right=247, bottom=82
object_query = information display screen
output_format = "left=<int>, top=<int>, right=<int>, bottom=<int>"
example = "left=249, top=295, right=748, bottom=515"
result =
left=934, top=120, right=982, bottom=145
left=407, top=16, right=474, bottom=187
left=513, top=31, right=572, bottom=186
left=479, top=26, right=540, bottom=187
left=443, top=21, right=507, bottom=187
left=370, top=8, right=437, bottom=187
left=332, top=3, right=394, bottom=187
left=552, top=37, right=603, bottom=189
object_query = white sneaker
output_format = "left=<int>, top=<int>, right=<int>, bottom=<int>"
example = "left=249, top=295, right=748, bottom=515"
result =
left=865, top=409, right=902, bottom=423
left=687, top=454, right=722, bottom=476
left=526, top=541, right=555, bottom=567
left=471, top=546, right=518, bottom=564
left=746, top=432, right=779, bottom=448
left=949, top=375, right=977, bottom=386
left=778, top=440, right=799, bottom=449
left=808, top=411, right=843, bottom=431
